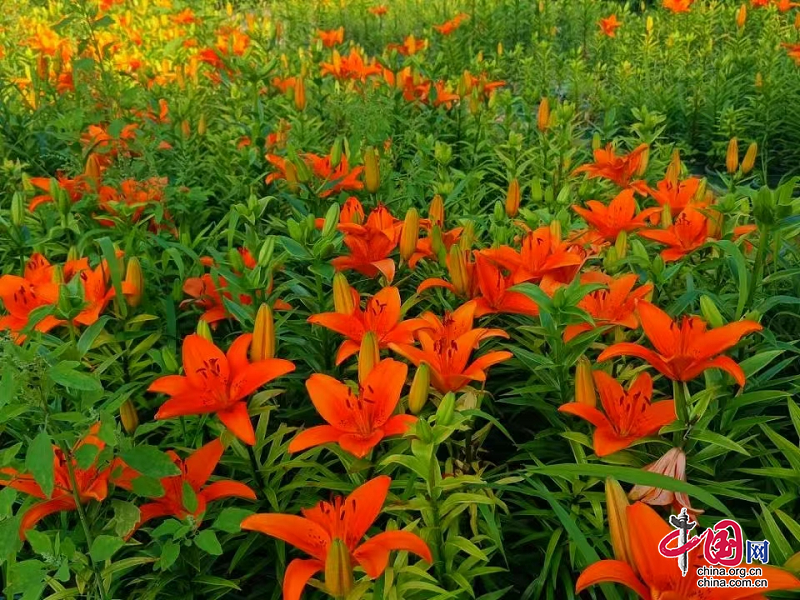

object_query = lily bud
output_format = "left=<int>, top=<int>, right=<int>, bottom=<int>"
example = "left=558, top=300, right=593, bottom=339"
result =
left=549, top=219, right=562, bottom=242
left=497, top=42, right=503, bottom=56
left=636, top=146, right=650, bottom=176
left=736, top=4, right=747, bottom=29
left=615, top=229, right=628, bottom=260
left=448, top=245, right=469, bottom=296
left=196, top=319, right=213, bottom=342
left=400, top=208, right=420, bottom=261
left=322, top=202, right=340, bottom=237
left=363, top=146, right=380, bottom=193
left=592, top=133, right=601, bottom=151
left=330, top=137, right=343, bottom=169
left=124, top=258, right=144, bottom=307
left=119, top=399, right=139, bottom=434
left=699, top=295, right=725, bottom=328
left=726, top=138, right=739, bottom=174
left=408, top=363, right=430, bottom=414
left=606, top=478, right=634, bottom=568
left=197, top=113, right=207, bottom=136
left=11, top=192, right=24, bottom=228
left=429, top=194, right=444, bottom=228
left=741, top=142, right=757, bottom=174
left=531, top=177, right=543, bottom=202
left=646, top=16, right=653, bottom=33
left=666, top=149, right=681, bottom=183
left=493, top=201, right=505, bottom=222
left=505, top=178, right=521, bottom=217
left=604, top=246, right=619, bottom=271
left=293, top=77, right=306, bottom=111
left=437, top=392, right=456, bottom=427
left=333, top=272, right=355, bottom=314
left=358, top=332, right=379, bottom=385
left=706, top=208, right=723, bottom=239
left=660, top=204, right=673, bottom=228
left=537, top=97, right=550, bottom=132
left=181, top=119, right=191, bottom=138
left=325, top=539, right=354, bottom=597
left=251, top=304, right=275, bottom=361
left=575, top=356, right=597, bottom=407
left=459, top=220, right=475, bottom=251
left=84, top=153, right=102, bottom=188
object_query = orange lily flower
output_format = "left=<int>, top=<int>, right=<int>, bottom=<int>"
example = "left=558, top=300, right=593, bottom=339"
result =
left=387, top=35, right=428, bottom=56
left=571, top=189, right=661, bottom=243
left=182, top=273, right=251, bottom=325
left=564, top=272, right=653, bottom=342
left=663, top=0, right=693, bottom=12
left=572, top=143, right=649, bottom=190
left=95, top=177, right=169, bottom=228
left=289, top=359, right=415, bottom=458
left=369, top=5, right=388, bottom=16
left=433, top=13, right=469, bottom=35
left=0, top=425, right=110, bottom=539
left=559, top=371, right=676, bottom=456
left=599, top=14, right=622, bottom=36
left=461, top=70, right=506, bottom=100
left=330, top=205, right=401, bottom=281
left=308, top=286, right=429, bottom=365
left=576, top=502, right=800, bottom=599
left=432, top=81, right=461, bottom=108
left=241, top=477, right=432, bottom=600
left=271, top=75, right=296, bottom=94
left=777, top=0, right=800, bottom=12
left=469, top=253, right=540, bottom=317
left=390, top=302, right=512, bottom=393
left=305, top=153, right=365, bottom=197
left=113, top=438, right=255, bottom=532
left=480, top=226, right=585, bottom=285
left=408, top=226, right=462, bottom=269
left=638, top=206, right=709, bottom=261
left=317, top=27, right=344, bottom=48
left=150, top=333, right=296, bottom=445
left=598, top=300, right=762, bottom=386
left=628, top=447, right=703, bottom=515
left=0, top=253, right=63, bottom=341
left=320, top=49, right=383, bottom=82
left=314, top=196, right=366, bottom=230
left=645, top=176, right=703, bottom=217
left=783, top=43, right=800, bottom=65
left=64, top=258, right=137, bottom=327
left=28, top=174, right=88, bottom=211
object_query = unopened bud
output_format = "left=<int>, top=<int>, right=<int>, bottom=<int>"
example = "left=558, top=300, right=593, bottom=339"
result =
left=606, top=478, right=634, bottom=568
left=448, top=246, right=469, bottom=296
left=537, top=97, right=550, bottom=132
left=119, top=399, right=139, bottom=434
left=84, top=153, right=102, bottom=188
left=736, top=4, right=747, bottom=29
left=197, top=113, right=207, bottom=136
left=124, top=258, right=144, bottom=307
left=615, top=229, right=628, bottom=259
left=358, top=332, right=379, bottom=386
left=11, top=192, right=24, bottom=227
left=293, top=77, right=306, bottom=111
left=636, top=146, right=650, bottom=176
left=505, top=178, right=521, bottom=217
left=429, top=194, right=444, bottom=228
left=196, top=320, right=213, bottom=341
left=364, top=147, right=380, bottom=194
left=408, top=363, right=430, bottom=414
left=666, top=149, right=681, bottom=183
left=741, top=142, right=757, bottom=175
left=437, top=392, right=455, bottom=426
left=181, top=119, right=191, bottom=138
left=400, top=208, right=420, bottom=261
left=251, top=304, right=275, bottom=361
left=699, top=295, right=725, bottom=328
left=531, top=178, right=543, bottom=203
left=330, top=137, right=343, bottom=169
left=459, top=221, right=475, bottom=251
left=333, top=273, right=355, bottom=314
left=726, top=138, right=739, bottom=174
left=575, top=356, right=597, bottom=407
left=549, top=219, right=562, bottom=242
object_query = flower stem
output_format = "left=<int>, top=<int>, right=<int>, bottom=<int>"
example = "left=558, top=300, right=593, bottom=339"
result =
left=61, top=442, right=108, bottom=600
left=246, top=444, right=267, bottom=500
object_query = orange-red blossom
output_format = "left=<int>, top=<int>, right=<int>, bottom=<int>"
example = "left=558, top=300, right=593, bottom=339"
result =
left=241, top=476, right=431, bottom=600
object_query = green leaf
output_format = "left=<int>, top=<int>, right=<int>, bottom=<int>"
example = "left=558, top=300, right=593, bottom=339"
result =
left=194, top=530, right=223, bottom=556
left=182, top=482, right=198, bottom=515
left=121, top=446, right=180, bottom=479
left=76, top=316, right=111, bottom=356
left=212, top=508, right=254, bottom=534
left=25, top=530, right=52, bottom=557
left=131, top=475, right=164, bottom=498
left=48, top=362, right=102, bottom=392
left=160, top=541, right=180, bottom=570
left=90, top=535, right=124, bottom=562
left=26, top=431, right=54, bottom=498
left=111, top=501, right=141, bottom=538
left=689, top=430, right=750, bottom=457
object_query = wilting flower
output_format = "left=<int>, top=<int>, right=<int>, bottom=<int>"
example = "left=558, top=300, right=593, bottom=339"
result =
left=150, top=333, right=296, bottom=444
left=390, top=302, right=512, bottom=393
left=468, top=253, right=541, bottom=317
left=289, top=359, right=415, bottom=458
left=113, top=438, right=256, bottom=533
left=241, top=477, right=432, bottom=600
left=598, top=300, right=762, bottom=386
left=0, top=425, right=110, bottom=539
left=0, top=253, right=63, bottom=341
left=480, top=226, right=585, bottom=285
left=644, top=176, right=703, bottom=217
left=559, top=371, right=676, bottom=456
left=317, top=27, right=344, bottom=48
left=639, top=206, right=710, bottom=261
left=571, top=189, right=661, bottom=244
left=573, top=143, right=649, bottom=190
left=564, top=272, right=653, bottom=342
left=576, top=502, right=800, bottom=599
left=628, top=447, right=703, bottom=515
left=331, top=205, right=401, bottom=281
left=308, top=286, right=428, bottom=365
left=599, top=14, right=622, bottom=36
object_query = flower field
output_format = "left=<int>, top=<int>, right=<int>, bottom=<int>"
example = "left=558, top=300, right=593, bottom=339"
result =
left=2, top=0, right=800, bottom=598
